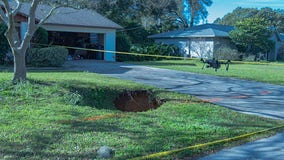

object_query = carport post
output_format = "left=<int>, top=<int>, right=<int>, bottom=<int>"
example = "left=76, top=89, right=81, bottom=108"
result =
left=104, top=31, right=116, bottom=62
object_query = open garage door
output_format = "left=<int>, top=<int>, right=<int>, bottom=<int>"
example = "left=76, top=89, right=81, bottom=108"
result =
left=48, top=31, right=105, bottom=60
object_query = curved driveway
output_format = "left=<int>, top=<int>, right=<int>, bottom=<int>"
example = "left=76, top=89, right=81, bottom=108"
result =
left=64, top=60, right=284, bottom=159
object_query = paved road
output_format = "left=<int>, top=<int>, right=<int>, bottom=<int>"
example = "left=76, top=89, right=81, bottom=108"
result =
left=64, top=60, right=284, bottom=159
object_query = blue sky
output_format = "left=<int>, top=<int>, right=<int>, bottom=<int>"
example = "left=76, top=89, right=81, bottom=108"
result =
left=206, top=0, right=284, bottom=23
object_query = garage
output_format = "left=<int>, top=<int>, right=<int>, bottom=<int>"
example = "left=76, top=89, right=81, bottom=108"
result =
left=17, top=2, right=123, bottom=61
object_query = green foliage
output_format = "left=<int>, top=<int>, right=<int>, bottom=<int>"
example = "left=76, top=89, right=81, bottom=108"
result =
left=93, top=0, right=179, bottom=28
left=116, top=32, right=132, bottom=62
left=26, top=47, right=68, bottom=67
left=214, top=7, right=258, bottom=26
left=229, top=17, right=274, bottom=56
left=31, top=27, right=48, bottom=47
left=92, top=0, right=182, bottom=46
left=118, top=43, right=180, bottom=61
left=215, top=7, right=284, bottom=33
left=123, top=22, right=154, bottom=45
left=0, top=23, right=10, bottom=64
left=116, top=32, right=131, bottom=52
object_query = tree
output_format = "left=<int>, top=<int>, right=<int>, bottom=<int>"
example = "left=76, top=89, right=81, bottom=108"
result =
left=91, top=0, right=181, bottom=46
left=185, top=0, right=212, bottom=27
left=229, top=17, right=274, bottom=57
left=139, top=0, right=178, bottom=28
left=215, top=7, right=284, bottom=33
left=0, top=0, right=58, bottom=81
left=214, top=7, right=258, bottom=26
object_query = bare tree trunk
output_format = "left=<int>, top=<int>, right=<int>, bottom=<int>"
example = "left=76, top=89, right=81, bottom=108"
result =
left=189, top=0, right=195, bottom=27
left=0, top=0, right=59, bottom=82
left=190, top=16, right=194, bottom=27
left=13, top=50, right=26, bottom=81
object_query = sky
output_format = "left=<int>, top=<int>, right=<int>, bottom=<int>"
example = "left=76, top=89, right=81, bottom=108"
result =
left=206, top=0, right=284, bottom=23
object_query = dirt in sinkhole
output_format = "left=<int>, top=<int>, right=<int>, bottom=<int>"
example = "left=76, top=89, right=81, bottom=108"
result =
left=113, top=90, right=163, bottom=112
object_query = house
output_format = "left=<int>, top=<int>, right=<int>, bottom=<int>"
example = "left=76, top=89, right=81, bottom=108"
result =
left=148, top=24, right=283, bottom=61
left=1, top=2, right=123, bottom=61
left=269, top=29, right=284, bottom=60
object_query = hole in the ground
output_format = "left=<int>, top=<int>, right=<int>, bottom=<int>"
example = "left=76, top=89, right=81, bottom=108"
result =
left=113, top=90, right=163, bottom=112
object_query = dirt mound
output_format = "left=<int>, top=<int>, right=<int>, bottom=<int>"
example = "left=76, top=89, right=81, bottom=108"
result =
left=114, top=90, right=162, bottom=112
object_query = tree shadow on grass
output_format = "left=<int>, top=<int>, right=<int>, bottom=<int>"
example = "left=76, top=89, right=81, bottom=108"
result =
left=69, top=85, right=119, bottom=110
left=28, top=79, right=125, bottom=110
left=135, top=61, right=197, bottom=67
left=0, top=129, right=98, bottom=160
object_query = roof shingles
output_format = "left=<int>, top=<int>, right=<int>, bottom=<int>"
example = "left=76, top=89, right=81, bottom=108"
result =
left=11, top=2, right=123, bottom=29
left=148, top=24, right=234, bottom=39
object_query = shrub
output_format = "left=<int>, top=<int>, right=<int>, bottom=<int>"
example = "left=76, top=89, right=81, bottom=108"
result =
left=31, top=27, right=48, bottom=47
left=116, top=32, right=131, bottom=52
left=116, top=33, right=132, bottom=62
left=214, top=47, right=242, bottom=60
left=119, top=43, right=180, bottom=61
left=27, top=47, right=68, bottom=67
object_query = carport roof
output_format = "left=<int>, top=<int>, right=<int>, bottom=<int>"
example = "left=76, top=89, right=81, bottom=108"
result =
left=148, top=24, right=234, bottom=39
left=2, top=2, right=123, bottom=29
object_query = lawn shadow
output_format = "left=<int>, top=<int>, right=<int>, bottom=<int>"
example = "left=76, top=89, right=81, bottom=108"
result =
left=62, top=80, right=126, bottom=110
left=134, top=61, right=197, bottom=67
left=0, top=129, right=97, bottom=159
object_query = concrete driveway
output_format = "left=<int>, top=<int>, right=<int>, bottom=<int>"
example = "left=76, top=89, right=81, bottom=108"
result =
left=64, top=60, right=284, bottom=159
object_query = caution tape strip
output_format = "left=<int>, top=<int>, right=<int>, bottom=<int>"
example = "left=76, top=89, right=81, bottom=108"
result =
left=130, top=124, right=284, bottom=160
left=32, top=43, right=284, bottom=66
left=32, top=43, right=191, bottom=60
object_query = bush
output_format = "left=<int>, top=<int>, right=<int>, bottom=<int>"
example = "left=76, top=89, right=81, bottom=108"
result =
left=116, top=32, right=131, bottom=52
left=27, top=47, right=68, bottom=67
left=118, top=43, right=180, bottom=62
left=214, top=47, right=242, bottom=60
left=31, top=27, right=48, bottom=47
left=116, top=33, right=132, bottom=62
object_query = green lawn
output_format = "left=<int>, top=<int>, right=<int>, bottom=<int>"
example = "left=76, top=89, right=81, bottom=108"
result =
left=0, top=72, right=283, bottom=159
left=132, top=60, right=284, bottom=86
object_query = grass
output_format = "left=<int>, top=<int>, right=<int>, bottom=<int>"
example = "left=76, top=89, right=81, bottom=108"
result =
left=131, top=59, right=284, bottom=86
left=0, top=71, right=283, bottom=159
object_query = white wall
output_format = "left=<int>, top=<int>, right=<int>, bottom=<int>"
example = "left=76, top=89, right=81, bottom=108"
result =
left=190, top=40, right=214, bottom=58
left=154, top=38, right=214, bottom=58
left=154, top=38, right=189, bottom=56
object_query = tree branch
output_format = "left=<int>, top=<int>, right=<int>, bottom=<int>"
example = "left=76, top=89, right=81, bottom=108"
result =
left=0, top=6, right=8, bottom=24
left=1, top=0, right=11, bottom=25
left=2, top=0, right=21, bottom=49
left=20, top=0, right=40, bottom=51
left=172, top=11, right=188, bottom=28
left=37, top=5, right=60, bottom=27
left=21, top=1, right=60, bottom=51
left=2, top=0, right=10, bottom=12
left=12, top=0, right=22, bottom=16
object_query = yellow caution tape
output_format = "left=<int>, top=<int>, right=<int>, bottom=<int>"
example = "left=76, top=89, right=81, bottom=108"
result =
left=32, top=43, right=284, bottom=66
left=32, top=43, right=192, bottom=60
left=130, top=124, right=284, bottom=160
